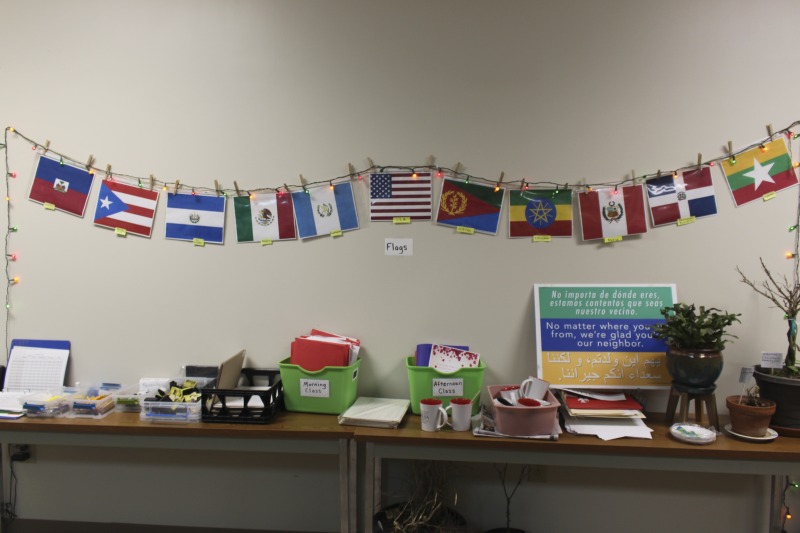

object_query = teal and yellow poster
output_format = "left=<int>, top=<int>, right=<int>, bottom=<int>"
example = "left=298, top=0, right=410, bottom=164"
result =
left=534, top=284, right=677, bottom=388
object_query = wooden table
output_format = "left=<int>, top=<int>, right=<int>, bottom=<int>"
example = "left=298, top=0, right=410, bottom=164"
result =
left=0, top=411, right=357, bottom=533
left=354, top=415, right=800, bottom=533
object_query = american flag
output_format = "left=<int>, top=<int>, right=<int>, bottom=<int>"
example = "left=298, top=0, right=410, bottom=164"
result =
left=369, top=172, right=432, bottom=221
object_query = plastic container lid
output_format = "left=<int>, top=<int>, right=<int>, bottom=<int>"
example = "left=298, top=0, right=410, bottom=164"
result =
left=669, top=422, right=717, bottom=445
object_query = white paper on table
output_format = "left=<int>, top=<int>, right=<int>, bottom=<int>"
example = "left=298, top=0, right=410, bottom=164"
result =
left=560, top=388, right=626, bottom=401
left=4, top=345, right=69, bottom=392
left=562, top=413, right=653, bottom=440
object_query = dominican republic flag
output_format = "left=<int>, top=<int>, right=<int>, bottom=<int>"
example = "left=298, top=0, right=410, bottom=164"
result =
left=435, top=178, right=505, bottom=235
left=233, top=192, right=296, bottom=243
left=646, top=167, right=717, bottom=226
left=508, top=189, right=573, bottom=238
left=721, top=138, right=798, bottom=207
left=29, top=155, right=95, bottom=217
left=369, top=171, right=432, bottom=221
left=578, top=185, right=647, bottom=241
left=291, top=182, right=359, bottom=239
left=93, top=180, right=159, bottom=237
left=165, top=193, right=226, bottom=244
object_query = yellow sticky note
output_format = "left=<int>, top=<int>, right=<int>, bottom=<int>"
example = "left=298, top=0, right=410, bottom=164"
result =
left=532, top=235, right=552, bottom=243
left=114, top=227, right=127, bottom=237
left=393, top=216, right=411, bottom=224
left=456, top=226, right=475, bottom=235
left=603, top=236, right=623, bottom=244
left=193, top=238, right=205, bottom=247
left=677, top=216, right=696, bottom=226
left=260, top=239, right=273, bottom=246
left=330, top=230, right=343, bottom=238
left=44, top=202, right=55, bottom=211
left=763, top=191, right=777, bottom=201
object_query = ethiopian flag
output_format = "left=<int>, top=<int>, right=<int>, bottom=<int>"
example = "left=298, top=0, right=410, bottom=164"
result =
left=509, top=189, right=572, bottom=238
left=435, top=179, right=505, bottom=234
left=721, top=138, right=798, bottom=207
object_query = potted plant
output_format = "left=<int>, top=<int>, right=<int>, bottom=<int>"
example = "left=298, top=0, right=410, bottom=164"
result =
left=651, top=303, right=741, bottom=393
left=485, top=463, right=528, bottom=533
left=738, top=258, right=800, bottom=432
left=726, top=385, right=776, bottom=438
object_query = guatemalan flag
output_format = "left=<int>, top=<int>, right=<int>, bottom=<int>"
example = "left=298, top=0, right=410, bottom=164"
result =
left=291, top=182, right=359, bottom=239
left=578, top=184, right=648, bottom=241
left=165, top=192, right=226, bottom=244
left=94, top=180, right=159, bottom=237
left=29, top=155, right=95, bottom=217
left=646, top=168, right=717, bottom=227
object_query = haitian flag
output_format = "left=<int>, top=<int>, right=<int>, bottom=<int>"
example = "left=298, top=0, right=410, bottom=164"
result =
left=646, top=168, right=717, bottom=226
left=508, top=189, right=572, bottom=238
left=578, top=185, right=647, bottom=241
left=234, top=192, right=297, bottom=243
left=94, top=180, right=159, bottom=237
left=435, top=178, right=504, bottom=235
left=165, top=193, right=226, bottom=244
left=291, top=182, right=359, bottom=239
left=29, top=155, right=95, bottom=217
left=721, top=138, right=798, bottom=207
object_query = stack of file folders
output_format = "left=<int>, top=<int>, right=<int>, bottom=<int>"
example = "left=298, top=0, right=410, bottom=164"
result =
left=558, top=389, right=653, bottom=440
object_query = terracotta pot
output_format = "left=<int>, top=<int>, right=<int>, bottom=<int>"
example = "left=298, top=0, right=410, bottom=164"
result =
left=753, top=366, right=800, bottom=431
left=666, top=347, right=723, bottom=393
left=725, top=395, right=776, bottom=437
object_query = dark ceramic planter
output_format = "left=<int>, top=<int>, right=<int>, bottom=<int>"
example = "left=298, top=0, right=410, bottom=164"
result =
left=725, top=395, right=776, bottom=437
left=753, top=366, right=800, bottom=432
left=665, top=347, right=723, bottom=393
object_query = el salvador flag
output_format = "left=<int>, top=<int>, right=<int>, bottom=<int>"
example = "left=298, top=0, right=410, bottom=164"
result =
left=165, top=193, right=226, bottom=244
left=291, top=182, right=359, bottom=239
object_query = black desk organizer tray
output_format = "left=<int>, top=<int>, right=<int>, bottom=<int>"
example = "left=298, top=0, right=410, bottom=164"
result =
left=200, top=368, right=284, bottom=424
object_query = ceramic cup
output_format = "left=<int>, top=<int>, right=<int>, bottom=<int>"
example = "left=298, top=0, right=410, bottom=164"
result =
left=519, top=376, right=549, bottom=400
left=445, top=397, right=473, bottom=431
left=420, top=398, right=448, bottom=431
left=498, top=385, right=521, bottom=405
left=517, top=397, right=543, bottom=407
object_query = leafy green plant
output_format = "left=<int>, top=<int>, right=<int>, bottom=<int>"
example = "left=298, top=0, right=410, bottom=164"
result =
left=651, top=303, right=741, bottom=350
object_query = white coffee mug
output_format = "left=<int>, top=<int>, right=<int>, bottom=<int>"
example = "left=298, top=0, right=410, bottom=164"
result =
left=420, top=398, right=448, bottom=431
left=445, top=397, right=473, bottom=431
left=498, top=386, right=521, bottom=405
left=519, top=376, right=549, bottom=400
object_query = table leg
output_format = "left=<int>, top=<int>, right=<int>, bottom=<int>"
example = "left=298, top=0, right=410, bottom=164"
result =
left=769, top=474, right=785, bottom=533
left=339, top=438, right=350, bottom=533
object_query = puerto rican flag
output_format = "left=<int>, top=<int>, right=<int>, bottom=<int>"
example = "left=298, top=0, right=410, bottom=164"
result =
left=646, top=168, right=717, bottom=227
left=94, top=180, right=159, bottom=237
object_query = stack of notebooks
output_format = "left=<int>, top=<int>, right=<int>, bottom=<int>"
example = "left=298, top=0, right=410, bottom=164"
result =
left=558, top=389, right=653, bottom=440
left=290, top=329, right=360, bottom=371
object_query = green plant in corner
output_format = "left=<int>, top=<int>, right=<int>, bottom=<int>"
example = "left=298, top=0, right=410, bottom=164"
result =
left=651, top=302, right=741, bottom=350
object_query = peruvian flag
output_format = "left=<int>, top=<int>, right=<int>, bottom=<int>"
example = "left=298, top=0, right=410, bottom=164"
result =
left=578, top=185, right=648, bottom=241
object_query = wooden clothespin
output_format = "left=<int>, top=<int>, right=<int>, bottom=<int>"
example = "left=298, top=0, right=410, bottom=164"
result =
left=105, top=164, right=112, bottom=180
left=426, top=155, right=436, bottom=169
left=173, top=179, right=181, bottom=195
left=149, top=174, right=155, bottom=190
left=300, top=174, right=309, bottom=194
left=43, top=140, right=51, bottom=153
left=494, top=171, right=504, bottom=192
left=348, top=163, right=356, bottom=177
left=283, top=183, right=291, bottom=194
left=767, top=124, right=774, bottom=138
left=85, top=154, right=95, bottom=173
left=728, top=141, right=736, bottom=164
left=631, top=169, right=636, bottom=182
left=697, top=153, right=703, bottom=169
left=367, top=157, right=375, bottom=169
left=214, top=180, right=221, bottom=196
left=453, top=162, right=462, bottom=177
left=234, top=181, right=241, bottom=197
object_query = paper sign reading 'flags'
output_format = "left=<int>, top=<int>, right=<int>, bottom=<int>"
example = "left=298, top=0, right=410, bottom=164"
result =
left=234, top=193, right=296, bottom=242
left=646, top=167, right=717, bottom=226
left=165, top=193, right=226, bottom=244
left=29, top=155, right=95, bottom=217
left=435, top=178, right=505, bottom=235
left=721, top=138, right=798, bottom=207
left=94, top=180, right=159, bottom=237
left=369, top=171, right=432, bottom=221
left=579, top=185, right=647, bottom=241
left=291, top=182, right=359, bottom=239
left=509, top=189, right=573, bottom=237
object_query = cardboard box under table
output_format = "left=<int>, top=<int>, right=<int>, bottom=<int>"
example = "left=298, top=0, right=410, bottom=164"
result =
left=406, top=356, right=485, bottom=415
left=278, top=357, right=360, bottom=415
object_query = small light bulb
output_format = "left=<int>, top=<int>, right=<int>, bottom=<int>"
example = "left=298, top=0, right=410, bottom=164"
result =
left=709, top=161, right=716, bottom=166
left=11, top=276, right=19, bottom=284
left=329, top=181, right=334, bottom=190
left=358, top=175, right=363, bottom=180
left=10, top=172, right=16, bottom=178
left=304, top=188, right=310, bottom=195
left=411, top=172, right=418, bottom=179
left=760, top=144, right=768, bottom=152
left=8, top=127, right=14, bottom=133
left=8, top=253, right=16, bottom=261
left=31, top=145, right=37, bottom=151
left=436, top=170, right=443, bottom=178
left=9, top=226, right=18, bottom=232
left=524, top=184, right=529, bottom=190
left=790, top=225, right=798, bottom=232
left=162, top=186, right=168, bottom=191
left=494, top=185, right=500, bottom=192
left=787, top=252, right=796, bottom=259
left=59, top=158, right=64, bottom=166
left=613, top=188, right=619, bottom=195
left=730, top=157, right=737, bottom=165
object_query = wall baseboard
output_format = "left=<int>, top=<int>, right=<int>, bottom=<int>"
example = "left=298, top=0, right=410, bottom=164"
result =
left=5, top=520, right=329, bottom=533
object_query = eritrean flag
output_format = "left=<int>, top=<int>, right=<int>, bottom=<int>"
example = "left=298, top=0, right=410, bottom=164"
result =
left=29, top=155, right=95, bottom=217
left=721, top=138, right=798, bottom=207
left=508, top=189, right=572, bottom=238
left=435, top=179, right=505, bottom=235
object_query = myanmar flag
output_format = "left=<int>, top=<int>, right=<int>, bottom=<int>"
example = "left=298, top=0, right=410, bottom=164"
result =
left=578, top=185, right=647, bottom=241
left=509, top=189, right=572, bottom=238
left=234, top=193, right=297, bottom=243
left=435, top=179, right=505, bottom=235
left=721, top=138, right=798, bottom=207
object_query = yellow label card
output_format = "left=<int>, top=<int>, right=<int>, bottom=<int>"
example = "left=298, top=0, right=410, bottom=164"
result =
left=676, top=216, right=696, bottom=226
left=44, top=202, right=55, bottom=211
left=603, top=236, right=623, bottom=244
left=456, top=226, right=475, bottom=235
left=260, top=239, right=273, bottom=246
left=533, top=235, right=552, bottom=243
left=763, top=191, right=777, bottom=201
left=193, top=238, right=205, bottom=247
left=330, top=230, right=343, bottom=238
left=393, top=216, right=411, bottom=224
left=114, top=227, right=127, bottom=236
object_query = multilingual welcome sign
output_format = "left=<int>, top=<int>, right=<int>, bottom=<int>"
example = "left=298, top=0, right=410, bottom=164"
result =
left=534, top=284, right=677, bottom=389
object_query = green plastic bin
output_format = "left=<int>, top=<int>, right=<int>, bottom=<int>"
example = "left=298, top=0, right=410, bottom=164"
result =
left=278, top=357, right=360, bottom=415
left=406, top=356, right=485, bottom=415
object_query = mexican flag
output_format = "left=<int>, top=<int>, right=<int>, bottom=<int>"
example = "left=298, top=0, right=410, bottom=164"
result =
left=578, top=185, right=647, bottom=241
left=721, top=138, right=798, bottom=207
left=234, top=193, right=297, bottom=242
left=508, top=189, right=572, bottom=237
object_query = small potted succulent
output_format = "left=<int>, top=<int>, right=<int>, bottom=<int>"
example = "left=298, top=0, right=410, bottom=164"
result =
left=726, top=385, right=776, bottom=438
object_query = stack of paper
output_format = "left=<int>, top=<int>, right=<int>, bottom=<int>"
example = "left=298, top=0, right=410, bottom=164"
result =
left=290, top=329, right=360, bottom=371
left=338, top=397, right=410, bottom=428
left=558, top=389, right=653, bottom=440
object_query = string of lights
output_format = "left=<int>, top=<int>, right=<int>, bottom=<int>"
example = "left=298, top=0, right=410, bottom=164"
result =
left=782, top=476, right=798, bottom=532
